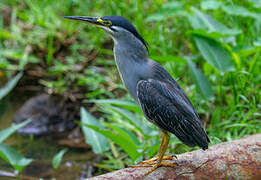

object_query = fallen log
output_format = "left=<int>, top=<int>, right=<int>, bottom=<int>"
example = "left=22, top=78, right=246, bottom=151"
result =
left=89, top=134, right=261, bottom=180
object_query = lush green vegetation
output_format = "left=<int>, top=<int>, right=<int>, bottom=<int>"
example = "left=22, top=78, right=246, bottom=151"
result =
left=0, top=0, right=260, bottom=176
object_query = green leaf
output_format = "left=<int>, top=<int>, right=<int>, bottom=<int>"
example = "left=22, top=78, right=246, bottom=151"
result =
left=146, top=2, right=185, bottom=22
left=80, top=107, right=109, bottom=154
left=192, top=34, right=235, bottom=73
left=46, top=35, right=54, bottom=65
left=254, top=38, right=261, bottom=47
left=146, top=14, right=165, bottom=22
left=0, top=72, right=23, bottom=100
left=108, top=106, right=156, bottom=136
left=150, top=55, right=186, bottom=63
left=83, top=124, right=140, bottom=161
left=145, top=141, right=161, bottom=158
left=249, top=0, right=261, bottom=8
left=104, top=123, right=140, bottom=146
left=188, top=8, right=241, bottom=36
left=52, top=148, right=68, bottom=169
left=88, top=99, right=141, bottom=112
left=221, top=5, right=257, bottom=18
left=0, top=119, right=32, bottom=143
left=0, top=144, right=32, bottom=173
left=0, top=29, right=15, bottom=39
left=189, top=29, right=233, bottom=39
left=90, top=99, right=156, bottom=137
left=109, top=106, right=143, bottom=132
left=200, top=0, right=222, bottom=10
left=161, top=2, right=183, bottom=9
left=185, top=57, right=214, bottom=99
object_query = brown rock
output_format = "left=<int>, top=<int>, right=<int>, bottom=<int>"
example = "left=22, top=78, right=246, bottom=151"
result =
left=13, top=94, right=76, bottom=135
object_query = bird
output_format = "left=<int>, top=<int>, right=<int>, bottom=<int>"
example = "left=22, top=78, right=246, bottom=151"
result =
left=64, top=15, right=210, bottom=176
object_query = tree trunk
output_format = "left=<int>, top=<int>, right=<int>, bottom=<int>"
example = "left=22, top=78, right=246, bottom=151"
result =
left=88, top=134, right=261, bottom=180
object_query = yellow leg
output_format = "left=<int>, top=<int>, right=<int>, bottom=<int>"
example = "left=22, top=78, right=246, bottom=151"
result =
left=137, top=132, right=165, bottom=164
left=143, top=131, right=171, bottom=175
left=129, top=132, right=175, bottom=176
left=157, top=131, right=165, bottom=157
left=137, top=132, right=176, bottom=165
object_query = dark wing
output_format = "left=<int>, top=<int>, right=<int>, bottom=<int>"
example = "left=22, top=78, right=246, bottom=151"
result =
left=137, top=79, right=209, bottom=150
left=148, top=60, right=200, bottom=119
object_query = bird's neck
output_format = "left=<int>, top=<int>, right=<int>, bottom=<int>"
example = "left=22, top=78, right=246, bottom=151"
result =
left=112, top=36, right=149, bottom=100
left=113, top=32, right=148, bottom=61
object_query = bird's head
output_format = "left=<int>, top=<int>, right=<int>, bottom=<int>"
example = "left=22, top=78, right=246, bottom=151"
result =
left=64, top=15, right=148, bottom=50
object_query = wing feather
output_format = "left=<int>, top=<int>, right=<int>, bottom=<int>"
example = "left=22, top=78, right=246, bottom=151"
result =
left=137, top=79, right=209, bottom=150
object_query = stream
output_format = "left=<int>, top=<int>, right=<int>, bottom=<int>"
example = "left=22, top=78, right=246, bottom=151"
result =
left=0, top=94, right=99, bottom=179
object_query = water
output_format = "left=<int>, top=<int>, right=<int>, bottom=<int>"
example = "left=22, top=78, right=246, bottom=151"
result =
left=0, top=95, right=96, bottom=179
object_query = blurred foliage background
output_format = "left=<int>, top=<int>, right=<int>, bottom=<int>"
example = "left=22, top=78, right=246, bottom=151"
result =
left=0, top=0, right=260, bottom=178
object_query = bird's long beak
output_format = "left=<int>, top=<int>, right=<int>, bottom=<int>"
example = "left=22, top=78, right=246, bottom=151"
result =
left=64, top=16, right=105, bottom=26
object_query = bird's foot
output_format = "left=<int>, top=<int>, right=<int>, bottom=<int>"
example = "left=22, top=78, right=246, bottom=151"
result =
left=129, top=162, right=175, bottom=176
left=138, top=155, right=176, bottom=164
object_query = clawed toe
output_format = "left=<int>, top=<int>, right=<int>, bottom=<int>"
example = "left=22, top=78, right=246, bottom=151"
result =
left=138, top=155, right=176, bottom=164
left=129, top=161, right=175, bottom=175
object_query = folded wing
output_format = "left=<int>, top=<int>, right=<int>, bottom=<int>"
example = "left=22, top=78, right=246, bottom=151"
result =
left=137, top=79, right=210, bottom=150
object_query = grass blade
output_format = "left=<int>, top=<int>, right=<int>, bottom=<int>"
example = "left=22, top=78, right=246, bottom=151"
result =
left=52, top=148, right=68, bottom=169
left=0, top=72, right=23, bottom=100
left=0, top=119, right=32, bottom=143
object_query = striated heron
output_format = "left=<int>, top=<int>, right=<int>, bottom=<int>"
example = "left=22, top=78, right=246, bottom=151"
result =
left=64, top=15, right=210, bottom=176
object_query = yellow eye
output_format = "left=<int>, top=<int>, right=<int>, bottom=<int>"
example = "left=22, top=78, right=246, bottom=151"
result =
left=97, top=18, right=112, bottom=26
left=103, top=21, right=112, bottom=26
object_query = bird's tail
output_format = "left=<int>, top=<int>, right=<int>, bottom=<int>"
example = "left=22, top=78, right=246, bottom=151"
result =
left=174, top=119, right=210, bottom=150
